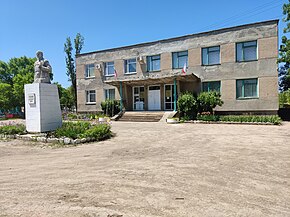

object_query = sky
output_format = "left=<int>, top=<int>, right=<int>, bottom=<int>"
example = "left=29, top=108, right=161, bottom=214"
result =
left=0, top=0, right=286, bottom=88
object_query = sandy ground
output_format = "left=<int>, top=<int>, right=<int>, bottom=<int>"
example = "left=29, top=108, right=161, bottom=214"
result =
left=0, top=122, right=290, bottom=217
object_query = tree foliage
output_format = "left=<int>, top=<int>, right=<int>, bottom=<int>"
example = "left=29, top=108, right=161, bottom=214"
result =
left=279, top=89, right=290, bottom=108
left=177, top=92, right=198, bottom=120
left=54, top=82, right=74, bottom=110
left=0, top=83, right=14, bottom=112
left=197, top=91, right=223, bottom=114
left=0, top=56, right=35, bottom=110
left=64, top=33, right=84, bottom=109
left=278, top=1, right=290, bottom=92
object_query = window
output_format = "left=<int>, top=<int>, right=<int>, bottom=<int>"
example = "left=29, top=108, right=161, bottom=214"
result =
left=85, top=64, right=95, bottom=78
left=236, top=41, right=257, bottom=62
left=202, top=81, right=221, bottom=92
left=86, top=90, right=96, bottom=104
left=172, top=51, right=188, bottom=69
left=125, top=58, right=136, bottom=74
left=202, top=46, right=220, bottom=65
left=104, top=89, right=115, bottom=100
left=236, top=78, right=258, bottom=99
left=105, top=62, right=114, bottom=76
left=147, top=55, right=160, bottom=71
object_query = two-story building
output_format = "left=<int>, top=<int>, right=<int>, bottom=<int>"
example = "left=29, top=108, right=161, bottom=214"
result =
left=76, top=19, right=279, bottom=115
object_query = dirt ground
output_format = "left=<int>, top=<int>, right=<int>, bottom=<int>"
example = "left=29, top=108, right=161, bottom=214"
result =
left=0, top=122, right=290, bottom=217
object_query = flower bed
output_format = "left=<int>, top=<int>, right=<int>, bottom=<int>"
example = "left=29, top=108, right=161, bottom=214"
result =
left=196, top=114, right=282, bottom=125
left=0, top=121, right=112, bottom=145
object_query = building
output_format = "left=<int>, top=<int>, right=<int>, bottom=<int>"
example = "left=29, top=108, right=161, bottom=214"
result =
left=76, top=19, right=279, bottom=114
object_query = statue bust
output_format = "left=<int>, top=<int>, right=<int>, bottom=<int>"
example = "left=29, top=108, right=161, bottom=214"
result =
left=34, top=50, right=52, bottom=83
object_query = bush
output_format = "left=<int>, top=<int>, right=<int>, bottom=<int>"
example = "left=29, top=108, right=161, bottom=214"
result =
left=54, top=122, right=91, bottom=139
left=101, top=100, right=120, bottom=117
left=219, top=115, right=282, bottom=125
left=0, top=124, right=26, bottom=135
left=197, top=114, right=220, bottom=121
left=177, top=92, right=197, bottom=120
left=279, top=89, right=290, bottom=108
left=82, top=124, right=111, bottom=140
left=53, top=121, right=112, bottom=140
left=197, top=91, right=223, bottom=114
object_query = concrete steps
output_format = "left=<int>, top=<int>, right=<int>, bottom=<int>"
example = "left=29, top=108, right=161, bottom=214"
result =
left=118, top=111, right=165, bottom=122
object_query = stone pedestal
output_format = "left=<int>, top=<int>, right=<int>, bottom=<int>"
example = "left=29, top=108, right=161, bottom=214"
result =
left=24, top=83, right=62, bottom=133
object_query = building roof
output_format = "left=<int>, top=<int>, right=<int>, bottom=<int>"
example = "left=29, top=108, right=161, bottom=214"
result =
left=77, top=19, right=279, bottom=57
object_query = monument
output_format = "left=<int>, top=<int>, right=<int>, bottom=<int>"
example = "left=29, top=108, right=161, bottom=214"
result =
left=24, top=51, right=62, bottom=132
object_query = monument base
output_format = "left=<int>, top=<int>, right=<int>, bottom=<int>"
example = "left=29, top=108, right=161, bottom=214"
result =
left=25, top=83, right=62, bottom=133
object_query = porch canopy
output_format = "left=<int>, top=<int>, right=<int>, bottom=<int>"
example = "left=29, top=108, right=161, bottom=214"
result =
left=104, top=73, right=200, bottom=111
left=104, top=72, right=200, bottom=86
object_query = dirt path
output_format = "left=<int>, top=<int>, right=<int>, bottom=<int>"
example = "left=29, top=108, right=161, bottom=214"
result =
left=0, top=122, right=290, bottom=217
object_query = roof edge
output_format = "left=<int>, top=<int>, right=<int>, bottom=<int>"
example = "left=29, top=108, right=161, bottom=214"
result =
left=77, top=19, right=279, bottom=57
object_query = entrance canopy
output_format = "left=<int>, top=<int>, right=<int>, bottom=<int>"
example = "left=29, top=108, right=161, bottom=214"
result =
left=104, top=73, right=200, bottom=86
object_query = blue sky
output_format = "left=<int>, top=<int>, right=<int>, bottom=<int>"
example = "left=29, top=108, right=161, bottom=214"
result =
left=0, top=0, right=286, bottom=87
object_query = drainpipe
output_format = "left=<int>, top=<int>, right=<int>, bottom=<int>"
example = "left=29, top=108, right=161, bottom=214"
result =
left=173, top=78, right=177, bottom=112
left=120, top=81, right=123, bottom=111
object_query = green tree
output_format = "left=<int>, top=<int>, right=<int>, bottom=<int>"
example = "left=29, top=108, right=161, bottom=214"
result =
left=12, top=71, right=34, bottom=107
left=64, top=33, right=84, bottom=109
left=278, top=1, right=290, bottom=91
left=0, top=61, right=11, bottom=84
left=177, top=92, right=198, bottom=120
left=54, top=82, right=74, bottom=110
left=197, top=91, right=223, bottom=114
left=0, top=83, right=14, bottom=112
left=0, top=57, right=35, bottom=109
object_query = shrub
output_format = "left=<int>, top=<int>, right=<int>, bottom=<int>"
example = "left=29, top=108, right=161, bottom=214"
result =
left=177, top=92, right=197, bottom=120
left=219, top=115, right=282, bottom=125
left=82, top=124, right=111, bottom=140
left=0, top=124, right=26, bottom=135
left=279, top=89, right=290, bottom=108
left=54, top=122, right=91, bottom=139
left=53, top=121, right=112, bottom=140
left=197, top=114, right=220, bottom=121
left=101, top=100, right=120, bottom=117
left=197, top=91, right=223, bottom=114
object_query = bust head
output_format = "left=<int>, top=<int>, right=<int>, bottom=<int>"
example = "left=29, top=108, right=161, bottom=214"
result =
left=36, top=50, right=44, bottom=60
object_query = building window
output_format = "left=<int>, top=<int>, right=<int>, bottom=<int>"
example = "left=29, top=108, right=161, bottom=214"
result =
left=236, top=41, right=257, bottom=62
left=86, top=90, right=96, bottom=104
left=236, top=78, right=258, bottom=99
left=104, top=89, right=115, bottom=100
left=125, top=58, right=136, bottom=74
left=202, top=81, right=221, bottom=92
left=147, top=55, right=160, bottom=71
left=202, top=46, right=220, bottom=65
left=85, top=64, right=95, bottom=78
left=172, top=51, right=188, bottom=69
left=105, top=62, right=114, bottom=76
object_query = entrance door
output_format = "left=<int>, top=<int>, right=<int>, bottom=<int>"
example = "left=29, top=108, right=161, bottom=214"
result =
left=133, top=86, right=145, bottom=110
left=164, top=84, right=174, bottom=110
left=148, top=86, right=161, bottom=110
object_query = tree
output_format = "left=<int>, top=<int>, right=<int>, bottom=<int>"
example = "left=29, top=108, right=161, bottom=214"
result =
left=64, top=33, right=84, bottom=109
left=177, top=92, right=198, bottom=120
left=0, top=83, right=14, bottom=112
left=197, top=91, right=223, bottom=114
left=13, top=72, right=34, bottom=107
left=0, top=61, right=11, bottom=84
left=0, top=57, right=35, bottom=109
left=278, top=1, right=290, bottom=92
left=54, top=82, right=74, bottom=111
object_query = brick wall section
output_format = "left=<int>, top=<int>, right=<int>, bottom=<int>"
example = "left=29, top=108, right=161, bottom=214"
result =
left=258, top=37, right=278, bottom=59
left=188, top=48, right=201, bottom=66
left=221, top=43, right=235, bottom=63
left=161, top=52, right=171, bottom=71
